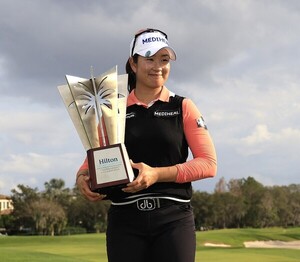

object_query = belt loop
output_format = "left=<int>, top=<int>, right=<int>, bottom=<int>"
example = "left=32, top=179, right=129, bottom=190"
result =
left=156, top=198, right=160, bottom=208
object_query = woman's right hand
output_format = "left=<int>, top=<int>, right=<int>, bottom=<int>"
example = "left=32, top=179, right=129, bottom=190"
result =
left=76, top=171, right=106, bottom=201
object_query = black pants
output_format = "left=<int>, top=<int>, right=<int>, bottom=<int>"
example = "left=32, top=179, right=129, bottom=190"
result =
left=106, top=202, right=196, bottom=262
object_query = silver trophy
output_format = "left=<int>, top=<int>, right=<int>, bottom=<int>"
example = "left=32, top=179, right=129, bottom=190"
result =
left=58, top=66, right=134, bottom=195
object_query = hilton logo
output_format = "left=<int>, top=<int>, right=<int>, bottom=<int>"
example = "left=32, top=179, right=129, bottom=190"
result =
left=98, top=157, right=118, bottom=165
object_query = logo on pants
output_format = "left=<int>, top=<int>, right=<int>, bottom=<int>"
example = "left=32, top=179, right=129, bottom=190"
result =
left=137, top=198, right=156, bottom=211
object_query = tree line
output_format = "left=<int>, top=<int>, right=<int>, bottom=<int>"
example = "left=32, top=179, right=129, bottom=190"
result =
left=193, top=177, right=300, bottom=230
left=0, top=176, right=299, bottom=235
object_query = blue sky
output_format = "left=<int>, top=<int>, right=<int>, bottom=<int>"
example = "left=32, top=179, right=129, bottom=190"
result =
left=0, top=0, right=299, bottom=195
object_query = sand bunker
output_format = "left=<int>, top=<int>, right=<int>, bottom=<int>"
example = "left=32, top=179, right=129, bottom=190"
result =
left=204, top=243, right=231, bottom=247
left=204, top=241, right=300, bottom=249
left=244, top=240, right=300, bottom=249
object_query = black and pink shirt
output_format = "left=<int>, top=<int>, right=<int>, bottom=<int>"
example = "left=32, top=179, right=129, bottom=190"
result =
left=79, top=86, right=217, bottom=201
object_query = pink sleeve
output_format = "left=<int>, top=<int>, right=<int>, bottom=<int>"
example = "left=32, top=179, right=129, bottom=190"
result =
left=175, top=99, right=217, bottom=183
left=77, top=123, right=103, bottom=173
left=78, top=157, right=89, bottom=172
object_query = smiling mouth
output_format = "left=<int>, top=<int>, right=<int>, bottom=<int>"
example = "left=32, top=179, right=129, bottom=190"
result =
left=149, top=74, right=162, bottom=77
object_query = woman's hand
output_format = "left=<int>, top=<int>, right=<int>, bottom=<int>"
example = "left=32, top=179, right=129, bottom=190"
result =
left=76, top=171, right=106, bottom=201
left=122, top=161, right=160, bottom=193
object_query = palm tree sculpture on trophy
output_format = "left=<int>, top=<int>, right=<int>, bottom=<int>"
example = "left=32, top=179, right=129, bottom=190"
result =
left=75, top=70, right=114, bottom=147
left=57, top=66, right=133, bottom=195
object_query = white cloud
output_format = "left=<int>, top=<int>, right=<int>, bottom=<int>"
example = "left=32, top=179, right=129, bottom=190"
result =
left=1, top=0, right=300, bottom=195
left=0, top=153, right=51, bottom=174
left=0, top=152, right=84, bottom=194
left=237, top=125, right=300, bottom=156
left=241, top=124, right=271, bottom=146
left=0, top=97, right=85, bottom=194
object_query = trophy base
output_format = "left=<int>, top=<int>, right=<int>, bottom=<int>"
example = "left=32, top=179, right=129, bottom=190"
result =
left=87, top=143, right=135, bottom=195
left=92, top=183, right=128, bottom=196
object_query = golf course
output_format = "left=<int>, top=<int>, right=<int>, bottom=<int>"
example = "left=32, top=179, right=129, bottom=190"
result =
left=0, top=227, right=299, bottom=261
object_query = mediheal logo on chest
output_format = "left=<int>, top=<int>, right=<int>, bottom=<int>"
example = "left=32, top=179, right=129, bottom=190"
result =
left=154, top=110, right=180, bottom=117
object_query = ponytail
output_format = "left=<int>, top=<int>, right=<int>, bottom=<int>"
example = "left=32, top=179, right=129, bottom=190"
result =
left=125, top=54, right=138, bottom=93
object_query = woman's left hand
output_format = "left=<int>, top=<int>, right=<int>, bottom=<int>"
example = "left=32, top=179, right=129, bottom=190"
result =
left=122, top=160, right=159, bottom=193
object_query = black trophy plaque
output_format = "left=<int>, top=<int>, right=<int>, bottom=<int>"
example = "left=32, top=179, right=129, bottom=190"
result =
left=87, top=143, right=134, bottom=194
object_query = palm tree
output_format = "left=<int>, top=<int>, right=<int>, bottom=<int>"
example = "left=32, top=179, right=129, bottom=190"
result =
left=68, top=75, right=116, bottom=146
left=76, top=76, right=115, bottom=118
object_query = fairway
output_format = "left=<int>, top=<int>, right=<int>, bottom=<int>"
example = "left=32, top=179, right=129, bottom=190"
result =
left=0, top=228, right=299, bottom=261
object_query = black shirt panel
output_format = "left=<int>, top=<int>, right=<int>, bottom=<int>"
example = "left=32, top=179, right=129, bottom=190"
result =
left=109, top=95, right=192, bottom=202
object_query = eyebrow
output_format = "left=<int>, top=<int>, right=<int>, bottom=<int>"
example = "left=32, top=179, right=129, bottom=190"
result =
left=160, top=54, right=170, bottom=58
left=146, top=53, right=170, bottom=59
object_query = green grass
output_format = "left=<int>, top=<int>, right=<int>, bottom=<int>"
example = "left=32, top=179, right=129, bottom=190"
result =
left=0, top=228, right=299, bottom=261
left=196, top=227, right=300, bottom=262
left=0, top=234, right=107, bottom=262
left=197, top=227, right=300, bottom=247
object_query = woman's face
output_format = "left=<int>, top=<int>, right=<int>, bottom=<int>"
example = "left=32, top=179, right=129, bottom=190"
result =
left=130, top=48, right=171, bottom=90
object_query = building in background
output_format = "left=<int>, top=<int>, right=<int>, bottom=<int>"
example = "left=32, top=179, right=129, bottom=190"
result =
left=0, top=194, right=14, bottom=215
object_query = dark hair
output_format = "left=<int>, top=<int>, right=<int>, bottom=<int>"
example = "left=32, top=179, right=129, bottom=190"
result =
left=126, top=54, right=138, bottom=92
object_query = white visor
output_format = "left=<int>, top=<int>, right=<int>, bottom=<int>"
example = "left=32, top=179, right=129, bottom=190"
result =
left=130, top=30, right=176, bottom=60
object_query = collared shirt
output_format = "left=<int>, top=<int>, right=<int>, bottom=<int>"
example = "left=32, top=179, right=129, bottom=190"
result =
left=78, top=86, right=217, bottom=184
left=127, top=86, right=172, bottom=108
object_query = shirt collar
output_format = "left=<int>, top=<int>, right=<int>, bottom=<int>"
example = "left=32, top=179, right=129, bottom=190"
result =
left=127, top=86, right=173, bottom=107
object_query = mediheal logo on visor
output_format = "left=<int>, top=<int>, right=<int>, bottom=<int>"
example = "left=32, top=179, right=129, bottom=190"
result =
left=142, top=37, right=168, bottom=45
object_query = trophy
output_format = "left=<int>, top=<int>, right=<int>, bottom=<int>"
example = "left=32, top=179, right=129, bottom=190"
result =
left=57, top=66, right=134, bottom=196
